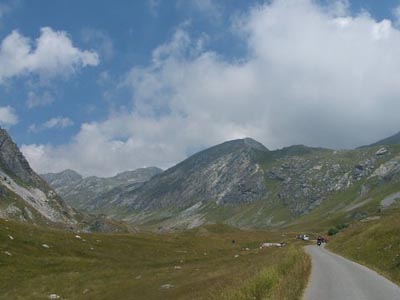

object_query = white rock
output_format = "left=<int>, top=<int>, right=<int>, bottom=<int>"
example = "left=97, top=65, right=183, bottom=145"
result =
left=174, top=266, right=181, bottom=270
left=8, top=235, right=14, bottom=240
left=48, top=294, right=60, bottom=299
left=160, top=284, right=174, bottom=289
left=376, top=147, right=388, bottom=156
left=75, top=235, right=82, bottom=239
left=42, top=244, right=50, bottom=249
left=234, top=254, right=239, bottom=258
left=4, top=251, right=12, bottom=256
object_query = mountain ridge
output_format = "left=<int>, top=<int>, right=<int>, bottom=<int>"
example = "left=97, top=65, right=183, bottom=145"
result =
left=42, top=134, right=400, bottom=230
left=359, top=131, right=400, bottom=148
left=41, top=166, right=162, bottom=211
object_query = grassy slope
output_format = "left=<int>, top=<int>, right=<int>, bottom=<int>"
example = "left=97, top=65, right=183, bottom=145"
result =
left=214, top=245, right=311, bottom=300
left=0, top=220, right=310, bottom=300
left=327, top=208, right=400, bottom=285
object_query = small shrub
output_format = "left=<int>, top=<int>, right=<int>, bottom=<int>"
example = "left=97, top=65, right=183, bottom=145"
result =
left=328, top=223, right=349, bottom=236
left=328, top=228, right=339, bottom=236
left=336, top=223, right=349, bottom=230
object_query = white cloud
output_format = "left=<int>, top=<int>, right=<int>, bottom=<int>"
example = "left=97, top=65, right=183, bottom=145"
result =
left=393, top=5, right=400, bottom=27
left=43, top=117, right=74, bottom=129
left=0, top=27, right=99, bottom=83
left=0, top=3, right=11, bottom=19
left=22, top=0, right=400, bottom=176
left=28, top=124, right=38, bottom=133
left=29, top=117, right=74, bottom=133
left=27, top=90, right=54, bottom=108
left=81, top=28, right=114, bottom=60
left=147, top=0, right=161, bottom=17
left=177, top=0, right=222, bottom=20
left=0, top=106, right=18, bottom=126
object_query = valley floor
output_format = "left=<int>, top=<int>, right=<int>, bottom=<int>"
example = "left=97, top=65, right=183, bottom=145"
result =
left=0, top=220, right=310, bottom=300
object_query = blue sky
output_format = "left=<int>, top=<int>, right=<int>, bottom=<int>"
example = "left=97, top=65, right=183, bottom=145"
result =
left=1, top=0, right=400, bottom=176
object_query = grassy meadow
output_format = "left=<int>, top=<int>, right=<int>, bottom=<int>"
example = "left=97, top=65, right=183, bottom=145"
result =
left=0, top=219, right=311, bottom=300
left=328, top=208, right=400, bottom=285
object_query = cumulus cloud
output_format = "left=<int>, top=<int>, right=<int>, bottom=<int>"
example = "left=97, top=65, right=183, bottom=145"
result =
left=0, top=27, right=99, bottom=83
left=0, top=106, right=18, bottom=126
left=22, top=0, right=400, bottom=176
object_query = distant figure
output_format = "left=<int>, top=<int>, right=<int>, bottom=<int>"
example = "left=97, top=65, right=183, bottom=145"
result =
left=232, top=239, right=236, bottom=245
left=317, top=236, right=323, bottom=246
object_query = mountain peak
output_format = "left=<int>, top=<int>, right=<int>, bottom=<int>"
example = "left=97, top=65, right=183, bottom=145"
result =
left=242, top=137, right=269, bottom=152
left=59, top=169, right=83, bottom=179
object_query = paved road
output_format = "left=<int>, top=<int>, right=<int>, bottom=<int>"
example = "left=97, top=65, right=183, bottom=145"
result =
left=304, top=245, right=400, bottom=300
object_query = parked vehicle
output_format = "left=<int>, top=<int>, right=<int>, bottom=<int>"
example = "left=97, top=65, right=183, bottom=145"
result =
left=297, top=234, right=310, bottom=241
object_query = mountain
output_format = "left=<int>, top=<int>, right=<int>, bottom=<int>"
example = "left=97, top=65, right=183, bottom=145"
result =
left=0, top=128, right=133, bottom=232
left=0, top=128, right=77, bottom=225
left=41, top=167, right=162, bottom=211
left=44, top=136, right=400, bottom=230
left=360, top=131, right=400, bottom=148
left=92, top=138, right=268, bottom=218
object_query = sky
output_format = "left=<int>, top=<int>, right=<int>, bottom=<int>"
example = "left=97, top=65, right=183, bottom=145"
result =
left=1, top=0, right=400, bottom=177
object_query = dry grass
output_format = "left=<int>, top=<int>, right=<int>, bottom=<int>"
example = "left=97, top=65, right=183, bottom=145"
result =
left=210, top=246, right=311, bottom=300
left=328, top=208, right=400, bottom=284
left=0, top=220, right=310, bottom=300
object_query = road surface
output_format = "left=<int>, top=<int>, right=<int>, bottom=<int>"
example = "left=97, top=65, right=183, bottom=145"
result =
left=304, top=245, right=400, bottom=300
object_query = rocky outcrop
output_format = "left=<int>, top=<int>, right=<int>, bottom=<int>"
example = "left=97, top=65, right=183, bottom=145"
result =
left=370, top=155, right=400, bottom=181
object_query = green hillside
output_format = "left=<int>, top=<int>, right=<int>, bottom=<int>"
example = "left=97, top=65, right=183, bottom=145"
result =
left=328, top=208, right=400, bottom=285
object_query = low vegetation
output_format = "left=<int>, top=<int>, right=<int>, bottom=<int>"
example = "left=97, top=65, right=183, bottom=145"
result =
left=327, top=223, right=349, bottom=236
left=212, top=246, right=311, bottom=300
left=328, top=208, right=400, bottom=284
left=0, top=220, right=311, bottom=300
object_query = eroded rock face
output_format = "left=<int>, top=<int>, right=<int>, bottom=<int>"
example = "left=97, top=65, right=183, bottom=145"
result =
left=115, top=138, right=269, bottom=211
left=41, top=133, right=400, bottom=229
left=0, top=128, right=77, bottom=224
left=0, top=129, right=44, bottom=188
